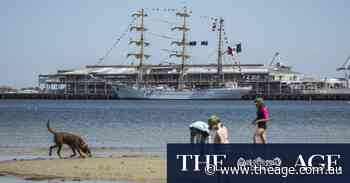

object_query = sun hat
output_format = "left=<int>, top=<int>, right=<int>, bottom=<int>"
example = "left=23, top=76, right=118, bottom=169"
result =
left=208, top=115, right=220, bottom=126
left=189, top=121, right=210, bottom=134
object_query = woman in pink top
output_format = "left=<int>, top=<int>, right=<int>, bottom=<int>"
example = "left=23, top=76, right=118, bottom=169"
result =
left=252, top=98, right=269, bottom=144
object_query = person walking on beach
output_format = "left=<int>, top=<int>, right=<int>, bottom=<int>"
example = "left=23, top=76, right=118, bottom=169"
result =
left=189, top=121, right=210, bottom=144
left=207, top=115, right=229, bottom=144
left=252, top=98, right=269, bottom=144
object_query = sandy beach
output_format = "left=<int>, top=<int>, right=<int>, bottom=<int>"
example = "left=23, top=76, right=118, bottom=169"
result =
left=0, top=153, right=166, bottom=183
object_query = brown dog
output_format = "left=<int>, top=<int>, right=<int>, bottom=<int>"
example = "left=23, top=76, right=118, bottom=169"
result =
left=47, top=120, right=92, bottom=159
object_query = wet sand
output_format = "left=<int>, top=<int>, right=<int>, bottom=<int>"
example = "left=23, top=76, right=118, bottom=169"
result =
left=0, top=149, right=166, bottom=183
left=0, top=176, right=128, bottom=183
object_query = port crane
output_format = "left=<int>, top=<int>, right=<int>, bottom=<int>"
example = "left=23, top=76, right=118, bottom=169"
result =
left=336, top=55, right=350, bottom=88
left=269, top=52, right=280, bottom=66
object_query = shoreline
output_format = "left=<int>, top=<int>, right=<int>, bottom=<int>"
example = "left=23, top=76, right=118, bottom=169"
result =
left=0, top=147, right=165, bottom=182
left=2, top=93, right=350, bottom=100
left=0, top=155, right=166, bottom=182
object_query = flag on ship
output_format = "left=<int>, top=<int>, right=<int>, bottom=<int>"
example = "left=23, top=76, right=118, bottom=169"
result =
left=188, top=41, right=209, bottom=46
left=236, top=43, right=242, bottom=53
left=189, top=41, right=197, bottom=46
left=227, top=46, right=235, bottom=56
left=201, top=41, right=208, bottom=46
left=227, top=43, right=242, bottom=56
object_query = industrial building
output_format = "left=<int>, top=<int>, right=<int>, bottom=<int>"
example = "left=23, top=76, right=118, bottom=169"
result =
left=38, top=61, right=349, bottom=97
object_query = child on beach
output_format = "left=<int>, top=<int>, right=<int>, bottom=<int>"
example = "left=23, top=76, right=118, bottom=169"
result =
left=207, top=115, right=229, bottom=144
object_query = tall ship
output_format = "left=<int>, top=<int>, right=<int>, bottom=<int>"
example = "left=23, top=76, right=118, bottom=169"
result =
left=113, top=7, right=252, bottom=99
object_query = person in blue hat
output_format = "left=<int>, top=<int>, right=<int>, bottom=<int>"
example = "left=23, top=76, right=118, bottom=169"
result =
left=189, top=121, right=210, bottom=144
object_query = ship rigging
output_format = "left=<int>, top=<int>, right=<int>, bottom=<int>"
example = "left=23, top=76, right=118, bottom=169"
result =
left=111, top=6, right=252, bottom=99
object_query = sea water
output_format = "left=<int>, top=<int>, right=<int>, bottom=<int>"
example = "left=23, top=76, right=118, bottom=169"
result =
left=0, top=100, right=349, bottom=152
left=0, top=100, right=349, bottom=182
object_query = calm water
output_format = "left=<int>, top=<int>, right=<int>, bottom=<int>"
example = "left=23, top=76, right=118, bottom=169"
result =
left=0, top=100, right=349, bottom=152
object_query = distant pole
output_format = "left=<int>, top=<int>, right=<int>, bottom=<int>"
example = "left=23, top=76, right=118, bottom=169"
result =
left=180, top=7, right=188, bottom=89
left=217, top=18, right=224, bottom=85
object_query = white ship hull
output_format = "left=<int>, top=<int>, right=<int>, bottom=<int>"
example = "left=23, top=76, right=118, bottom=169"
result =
left=112, top=85, right=251, bottom=100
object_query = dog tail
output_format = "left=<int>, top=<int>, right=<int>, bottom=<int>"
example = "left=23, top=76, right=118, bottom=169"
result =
left=47, top=120, right=56, bottom=134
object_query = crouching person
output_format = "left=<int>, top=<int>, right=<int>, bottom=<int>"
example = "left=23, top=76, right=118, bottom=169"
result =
left=189, top=121, right=210, bottom=144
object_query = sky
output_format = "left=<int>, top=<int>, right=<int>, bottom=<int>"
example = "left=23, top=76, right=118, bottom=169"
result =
left=0, top=0, right=349, bottom=88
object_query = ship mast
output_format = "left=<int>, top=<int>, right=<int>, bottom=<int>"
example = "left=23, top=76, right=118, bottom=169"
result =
left=170, top=6, right=191, bottom=90
left=217, top=18, right=224, bottom=86
left=127, top=8, right=150, bottom=86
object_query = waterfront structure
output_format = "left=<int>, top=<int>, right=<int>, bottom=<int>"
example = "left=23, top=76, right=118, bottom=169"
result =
left=38, top=63, right=292, bottom=95
left=37, top=7, right=350, bottom=98
left=0, top=86, right=17, bottom=93
left=39, top=60, right=350, bottom=97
